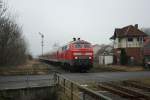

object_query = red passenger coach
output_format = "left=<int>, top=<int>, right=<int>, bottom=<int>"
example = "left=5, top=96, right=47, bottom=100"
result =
left=49, top=38, right=93, bottom=72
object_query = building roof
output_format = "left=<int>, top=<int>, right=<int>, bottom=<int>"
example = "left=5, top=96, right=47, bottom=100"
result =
left=142, top=28, right=150, bottom=36
left=92, top=44, right=101, bottom=47
left=110, top=25, right=147, bottom=39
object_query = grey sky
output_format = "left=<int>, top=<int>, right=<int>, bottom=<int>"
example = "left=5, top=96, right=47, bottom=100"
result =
left=8, top=0, right=150, bottom=57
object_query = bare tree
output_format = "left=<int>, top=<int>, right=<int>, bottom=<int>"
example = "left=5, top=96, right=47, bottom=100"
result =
left=0, top=1, right=28, bottom=66
left=141, top=28, right=150, bottom=36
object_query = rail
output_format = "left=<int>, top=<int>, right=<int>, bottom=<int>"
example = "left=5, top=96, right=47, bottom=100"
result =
left=98, top=82, right=150, bottom=100
left=123, top=81, right=150, bottom=91
left=54, top=72, right=112, bottom=100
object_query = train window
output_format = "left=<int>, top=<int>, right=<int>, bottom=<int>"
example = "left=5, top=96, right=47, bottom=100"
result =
left=84, top=44, right=91, bottom=48
left=75, top=44, right=82, bottom=48
left=62, top=45, right=68, bottom=51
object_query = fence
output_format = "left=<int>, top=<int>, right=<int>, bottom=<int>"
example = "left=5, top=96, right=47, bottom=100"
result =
left=54, top=72, right=112, bottom=100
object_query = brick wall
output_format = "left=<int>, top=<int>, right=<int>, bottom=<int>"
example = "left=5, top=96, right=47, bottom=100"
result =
left=114, top=48, right=143, bottom=65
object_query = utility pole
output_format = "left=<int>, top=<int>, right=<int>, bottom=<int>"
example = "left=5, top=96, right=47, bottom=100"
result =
left=39, top=32, right=44, bottom=56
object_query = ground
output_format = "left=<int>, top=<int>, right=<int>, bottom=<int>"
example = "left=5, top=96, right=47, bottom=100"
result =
left=1, top=71, right=150, bottom=90
left=0, top=60, right=148, bottom=75
left=0, top=63, right=150, bottom=100
left=81, top=78, right=150, bottom=90
left=77, top=78, right=150, bottom=100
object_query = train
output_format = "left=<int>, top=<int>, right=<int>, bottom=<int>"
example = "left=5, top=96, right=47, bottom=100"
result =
left=41, top=38, right=94, bottom=72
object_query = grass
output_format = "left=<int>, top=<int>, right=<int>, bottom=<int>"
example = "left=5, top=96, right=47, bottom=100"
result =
left=0, top=60, right=51, bottom=75
left=90, top=63, right=124, bottom=72
left=90, top=63, right=146, bottom=72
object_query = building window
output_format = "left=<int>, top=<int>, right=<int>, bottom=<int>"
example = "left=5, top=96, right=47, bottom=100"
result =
left=128, top=37, right=133, bottom=42
left=137, top=37, right=140, bottom=41
left=118, top=38, right=121, bottom=42
left=137, top=37, right=143, bottom=42
left=140, top=37, right=143, bottom=42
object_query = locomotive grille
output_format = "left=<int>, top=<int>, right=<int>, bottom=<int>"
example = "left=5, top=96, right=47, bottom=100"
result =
left=73, top=59, right=92, bottom=67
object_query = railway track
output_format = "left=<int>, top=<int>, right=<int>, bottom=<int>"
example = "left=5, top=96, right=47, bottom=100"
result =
left=97, top=81, right=150, bottom=100
left=123, top=81, right=150, bottom=92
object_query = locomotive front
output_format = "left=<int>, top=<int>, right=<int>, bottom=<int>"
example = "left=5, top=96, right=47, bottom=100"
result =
left=70, top=39, right=93, bottom=72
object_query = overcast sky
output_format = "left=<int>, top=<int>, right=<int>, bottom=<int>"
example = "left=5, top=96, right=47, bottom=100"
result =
left=7, top=0, right=150, bottom=57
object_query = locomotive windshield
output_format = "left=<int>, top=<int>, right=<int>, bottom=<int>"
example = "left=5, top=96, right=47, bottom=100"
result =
left=74, top=43, right=91, bottom=48
left=75, top=44, right=82, bottom=48
left=84, top=44, right=91, bottom=48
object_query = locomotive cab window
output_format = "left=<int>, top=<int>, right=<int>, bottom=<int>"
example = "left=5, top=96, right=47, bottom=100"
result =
left=84, top=44, right=91, bottom=48
left=75, top=44, right=83, bottom=48
left=62, top=45, right=68, bottom=51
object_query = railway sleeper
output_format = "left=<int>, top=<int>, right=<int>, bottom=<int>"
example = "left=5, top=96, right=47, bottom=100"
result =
left=98, top=83, right=136, bottom=99
left=103, top=82, right=150, bottom=100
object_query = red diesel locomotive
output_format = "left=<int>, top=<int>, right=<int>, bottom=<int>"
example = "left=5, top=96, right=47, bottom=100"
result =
left=46, top=38, right=93, bottom=72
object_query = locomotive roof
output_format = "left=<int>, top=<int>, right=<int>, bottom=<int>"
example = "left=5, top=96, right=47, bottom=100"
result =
left=70, top=40, right=90, bottom=44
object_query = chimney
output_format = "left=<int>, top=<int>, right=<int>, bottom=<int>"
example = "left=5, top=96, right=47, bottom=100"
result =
left=135, top=24, right=138, bottom=29
left=73, top=37, right=76, bottom=41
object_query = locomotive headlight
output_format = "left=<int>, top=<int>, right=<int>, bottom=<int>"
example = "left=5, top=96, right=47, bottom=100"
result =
left=89, top=57, right=92, bottom=59
left=74, top=56, right=78, bottom=59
